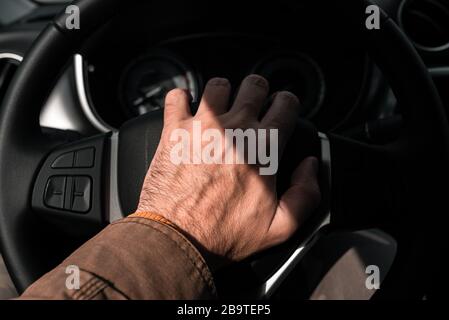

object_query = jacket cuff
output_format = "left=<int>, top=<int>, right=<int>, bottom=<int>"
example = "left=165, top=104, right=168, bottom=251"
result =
left=23, top=216, right=217, bottom=300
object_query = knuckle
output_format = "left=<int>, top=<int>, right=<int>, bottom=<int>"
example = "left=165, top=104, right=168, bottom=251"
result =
left=230, top=102, right=253, bottom=119
left=237, top=100, right=257, bottom=112
left=233, top=111, right=256, bottom=128
left=265, top=118, right=287, bottom=130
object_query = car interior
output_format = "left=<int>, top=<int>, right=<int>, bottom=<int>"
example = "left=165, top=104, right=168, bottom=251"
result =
left=0, top=0, right=448, bottom=300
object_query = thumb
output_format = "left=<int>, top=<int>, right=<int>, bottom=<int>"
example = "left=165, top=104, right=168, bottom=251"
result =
left=266, top=157, right=321, bottom=248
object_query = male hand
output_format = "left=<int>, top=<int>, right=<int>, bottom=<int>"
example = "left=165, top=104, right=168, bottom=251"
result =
left=137, top=75, right=321, bottom=269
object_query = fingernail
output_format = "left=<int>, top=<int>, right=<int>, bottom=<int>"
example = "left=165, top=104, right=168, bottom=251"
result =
left=245, top=74, right=269, bottom=90
left=278, top=91, right=300, bottom=105
left=207, top=77, right=230, bottom=87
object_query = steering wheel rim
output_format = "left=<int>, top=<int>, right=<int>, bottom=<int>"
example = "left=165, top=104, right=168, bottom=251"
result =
left=0, top=0, right=448, bottom=298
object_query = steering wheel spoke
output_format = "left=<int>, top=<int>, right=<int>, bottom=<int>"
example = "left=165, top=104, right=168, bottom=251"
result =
left=328, top=134, right=400, bottom=231
left=250, top=132, right=401, bottom=298
left=31, top=133, right=111, bottom=236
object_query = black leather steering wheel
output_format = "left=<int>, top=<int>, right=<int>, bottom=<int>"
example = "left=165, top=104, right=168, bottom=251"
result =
left=0, top=0, right=448, bottom=299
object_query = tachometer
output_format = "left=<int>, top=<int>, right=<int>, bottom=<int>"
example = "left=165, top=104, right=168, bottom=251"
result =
left=252, top=52, right=326, bottom=119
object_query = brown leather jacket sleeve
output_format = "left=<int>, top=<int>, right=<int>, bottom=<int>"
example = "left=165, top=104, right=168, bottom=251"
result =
left=18, top=215, right=217, bottom=300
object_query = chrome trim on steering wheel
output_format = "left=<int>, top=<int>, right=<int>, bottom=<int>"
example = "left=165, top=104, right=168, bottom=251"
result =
left=261, top=132, right=332, bottom=298
left=0, top=53, right=23, bottom=62
left=108, top=132, right=125, bottom=222
left=74, top=54, right=114, bottom=133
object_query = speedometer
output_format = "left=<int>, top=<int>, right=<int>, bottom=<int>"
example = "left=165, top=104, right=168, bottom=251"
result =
left=119, top=50, right=199, bottom=117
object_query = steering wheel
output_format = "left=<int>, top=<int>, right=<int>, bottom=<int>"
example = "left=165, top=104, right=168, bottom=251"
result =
left=0, top=0, right=448, bottom=299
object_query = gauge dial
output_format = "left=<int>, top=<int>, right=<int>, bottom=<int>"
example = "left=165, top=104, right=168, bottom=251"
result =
left=252, top=52, right=326, bottom=119
left=120, top=51, right=198, bottom=117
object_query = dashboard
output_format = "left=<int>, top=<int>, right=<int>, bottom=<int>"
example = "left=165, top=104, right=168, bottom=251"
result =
left=85, top=32, right=367, bottom=131
left=80, top=0, right=369, bottom=133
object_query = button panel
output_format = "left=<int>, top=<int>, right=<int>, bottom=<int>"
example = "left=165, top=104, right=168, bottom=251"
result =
left=44, top=176, right=92, bottom=214
left=51, top=148, right=95, bottom=169
left=44, top=176, right=66, bottom=209
left=72, top=177, right=92, bottom=213
left=51, top=152, right=74, bottom=168
left=32, top=135, right=106, bottom=232
left=74, top=148, right=95, bottom=168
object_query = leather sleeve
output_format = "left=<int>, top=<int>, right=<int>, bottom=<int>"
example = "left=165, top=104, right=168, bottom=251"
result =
left=18, top=216, right=217, bottom=300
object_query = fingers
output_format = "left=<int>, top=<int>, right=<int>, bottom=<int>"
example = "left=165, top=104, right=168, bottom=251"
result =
left=261, top=91, right=300, bottom=132
left=266, top=157, right=321, bottom=247
left=230, top=75, right=270, bottom=118
left=196, top=78, right=232, bottom=116
left=262, top=91, right=300, bottom=153
left=164, top=88, right=192, bottom=125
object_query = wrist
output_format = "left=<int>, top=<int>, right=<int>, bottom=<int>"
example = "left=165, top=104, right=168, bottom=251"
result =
left=130, top=211, right=227, bottom=272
